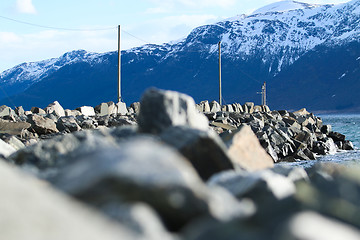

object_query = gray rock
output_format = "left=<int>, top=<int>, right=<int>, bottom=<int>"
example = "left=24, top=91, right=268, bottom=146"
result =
left=321, top=124, right=332, bottom=134
left=15, top=106, right=25, bottom=117
left=27, top=115, right=59, bottom=135
left=45, top=101, right=65, bottom=117
left=130, top=102, right=141, bottom=114
left=65, top=109, right=81, bottom=117
left=0, top=120, right=31, bottom=135
left=108, top=102, right=117, bottom=115
left=76, top=106, right=96, bottom=116
left=282, top=116, right=301, bottom=129
left=313, top=137, right=337, bottom=155
left=138, top=88, right=209, bottom=134
left=208, top=169, right=296, bottom=201
left=95, top=102, right=110, bottom=116
left=1, top=135, right=26, bottom=151
left=52, top=136, right=210, bottom=231
left=343, top=140, right=354, bottom=150
left=116, top=102, right=128, bottom=115
left=328, top=131, right=346, bottom=142
left=31, top=107, right=46, bottom=115
left=293, top=108, right=310, bottom=116
left=56, top=116, right=82, bottom=132
left=76, top=115, right=98, bottom=129
left=108, top=116, right=136, bottom=127
left=222, top=125, right=274, bottom=171
left=272, top=165, right=309, bottom=183
left=256, top=131, right=279, bottom=162
left=127, top=107, right=135, bottom=114
left=160, top=126, right=235, bottom=181
left=209, top=101, right=221, bottom=113
left=263, top=105, right=271, bottom=112
left=0, top=105, right=13, bottom=117
left=225, top=105, right=234, bottom=112
left=10, top=130, right=118, bottom=172
left=232, top=103, right=244, bottom=113
left=0, top=139, right=16, bottom=158
left=95, top=202, right=176, bottom=240
left=206, top=186, right=256, bottom=222
left=210, top=121, right=237, bottom=131
left=0, top=160, right=140, bottom=240
left=45, top=112, right=60, bottom=122
left=197, top=101, right=211, bottom=112
left=244, top=102, right=254, bottom=113
left=254, top=105, right=262, bottom=112
left=279, top=211, right=360, bottom=240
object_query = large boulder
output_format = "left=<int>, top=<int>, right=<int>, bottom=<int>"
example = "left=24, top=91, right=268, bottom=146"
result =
left=222, top=125, right=274, bottom=171
left=297, top=163, right=360, bottom=228
left=45, top=101, right=65, bottom=117
left=0, top=161, right=147, bottom=240
left=0, top=120, right=31, bottom=135
left=160, top=126, right=235, bottom=181
left=27, top=115, right=59, bottom=135
left=138, top=88, right=209, bottom=134
left=52, top=136, right=210, bottom=231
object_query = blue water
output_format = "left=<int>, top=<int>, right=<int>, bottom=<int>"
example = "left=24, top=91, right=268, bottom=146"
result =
left=278, top=114, right=360, bottom=168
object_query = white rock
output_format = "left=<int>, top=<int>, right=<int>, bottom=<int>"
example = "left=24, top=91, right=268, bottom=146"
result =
left=77, top=106, right=95, bottom=116
left=116, top=102, right=128, bottom=115
left=45, top=101, right=65, bottom=117
left=0, top=139, right=16, bottom=157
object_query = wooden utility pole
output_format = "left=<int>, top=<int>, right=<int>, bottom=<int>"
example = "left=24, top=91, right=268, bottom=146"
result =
left=218, top=41, right=222, bottom=106
left=117, top=25, right=121, bottom=103
left=262, top=82, right=267, bottom=106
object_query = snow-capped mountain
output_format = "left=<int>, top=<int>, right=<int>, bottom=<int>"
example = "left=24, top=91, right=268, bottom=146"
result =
left=1, top=0, right=360, bottom=111
left=0, top=50, right=110, bottom=98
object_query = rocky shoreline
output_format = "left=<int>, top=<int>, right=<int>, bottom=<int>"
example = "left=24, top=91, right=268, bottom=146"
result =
left=0, top=88, right=359, bottom=239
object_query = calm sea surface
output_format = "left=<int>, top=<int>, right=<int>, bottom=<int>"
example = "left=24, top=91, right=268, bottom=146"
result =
left=278, top=114, right=360, bottom=168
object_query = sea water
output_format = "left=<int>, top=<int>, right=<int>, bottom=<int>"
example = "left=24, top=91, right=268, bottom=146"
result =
left=278, top=114, right=360, bottom=168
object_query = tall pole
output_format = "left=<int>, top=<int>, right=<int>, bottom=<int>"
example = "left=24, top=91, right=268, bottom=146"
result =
left=262, top=82, right=267, bottom=106
left=264, top=82, right=266, bottom=106
left=117, top=25, right=121, bottom=103
left=218, top=41, right=222, bottom=106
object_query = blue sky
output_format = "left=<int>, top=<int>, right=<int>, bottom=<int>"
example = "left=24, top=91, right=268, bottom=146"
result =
left=0, top=0, right=349, bottom=72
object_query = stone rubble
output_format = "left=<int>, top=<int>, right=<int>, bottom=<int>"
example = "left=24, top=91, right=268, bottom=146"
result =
left=0, top=88, right=358, bottom=240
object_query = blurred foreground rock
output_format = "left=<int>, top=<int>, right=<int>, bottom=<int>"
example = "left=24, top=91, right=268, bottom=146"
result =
left=0, top=160, right=160, bottom=240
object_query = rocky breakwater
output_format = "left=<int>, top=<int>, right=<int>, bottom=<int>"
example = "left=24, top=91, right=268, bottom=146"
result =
left=0, top=88, right=358, bottom=240
left=196, top=100, right=354, bottom=162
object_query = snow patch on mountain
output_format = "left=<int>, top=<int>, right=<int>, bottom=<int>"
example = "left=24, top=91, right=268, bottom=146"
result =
left=253, top=0, right=321, bottom=15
